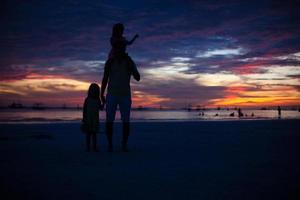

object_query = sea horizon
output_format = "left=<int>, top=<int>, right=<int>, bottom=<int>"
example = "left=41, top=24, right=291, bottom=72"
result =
left=1, top=108, right=299, bottom=123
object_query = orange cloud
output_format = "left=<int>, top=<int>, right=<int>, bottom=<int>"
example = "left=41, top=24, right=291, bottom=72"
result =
left=132, top=91, right=171, bottom=108
left=0, top=74, right=91, bottom=94
left=0, top=74, right=92, bottom=106
left=210, top=85, right=300, bottom=107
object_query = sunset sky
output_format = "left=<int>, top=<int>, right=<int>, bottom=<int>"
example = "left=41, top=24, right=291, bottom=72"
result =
left=1, top=0, right=300, bottom=108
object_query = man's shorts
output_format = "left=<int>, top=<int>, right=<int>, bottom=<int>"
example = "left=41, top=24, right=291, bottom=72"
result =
left=106, top=94, right=132, bottom=122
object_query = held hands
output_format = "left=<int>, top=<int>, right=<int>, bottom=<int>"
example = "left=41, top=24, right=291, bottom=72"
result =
left=100, top=95, right=105, bottom=111
left=100, top=102, right=104, bottom=111
left=101, top=95, right=106, bottom=105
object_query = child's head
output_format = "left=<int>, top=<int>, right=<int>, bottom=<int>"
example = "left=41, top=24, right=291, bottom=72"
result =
left=112, top=23, right=124, bottom=37
left=87, top=83, right=100, bottom=99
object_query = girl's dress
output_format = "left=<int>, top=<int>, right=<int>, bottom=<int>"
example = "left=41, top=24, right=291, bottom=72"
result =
left=82, top=97, right=101, bottom=133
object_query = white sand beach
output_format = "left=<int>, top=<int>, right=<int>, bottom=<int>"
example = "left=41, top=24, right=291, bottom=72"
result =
left=1, top=120, right=299, bottom=200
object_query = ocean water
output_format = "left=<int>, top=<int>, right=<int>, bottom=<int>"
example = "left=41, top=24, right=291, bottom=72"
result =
left=0, top=109, right=299, bottom=123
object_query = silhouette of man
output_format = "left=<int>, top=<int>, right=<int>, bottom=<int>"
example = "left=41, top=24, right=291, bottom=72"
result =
left=101, top=53, right=140, bottom=152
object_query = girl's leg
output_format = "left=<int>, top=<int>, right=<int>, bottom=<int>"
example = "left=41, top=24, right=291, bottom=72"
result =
left=86, top=133, right=91, bottom=152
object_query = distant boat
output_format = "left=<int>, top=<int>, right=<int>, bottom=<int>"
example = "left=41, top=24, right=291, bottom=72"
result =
left=8, top=102, right=24, bottom=109
left=32, top=103, right=46, bottom=110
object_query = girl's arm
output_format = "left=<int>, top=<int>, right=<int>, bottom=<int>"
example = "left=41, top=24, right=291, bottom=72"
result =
left=127, top=34, right=139, bottom=45
left=98, top=99, right=104, bottom=111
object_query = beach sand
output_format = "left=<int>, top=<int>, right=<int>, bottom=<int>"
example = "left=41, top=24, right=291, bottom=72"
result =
left=1, top=120, right=299, bottom=200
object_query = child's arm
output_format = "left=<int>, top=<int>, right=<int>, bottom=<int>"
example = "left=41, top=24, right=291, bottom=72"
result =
left=127, top=34, right=139, bottom=45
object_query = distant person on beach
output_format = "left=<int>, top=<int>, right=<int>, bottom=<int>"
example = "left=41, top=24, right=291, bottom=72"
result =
left=82, top=83, right=103, bottom=152
left=238, top=108, right=243, bottom=118
left=278, top=106, right=281, bottom=119
left=198, top=112, right=204, bottom=116
left=108, top=23, right=139, bottom=59
left=101, top=28, right=140, bottom=152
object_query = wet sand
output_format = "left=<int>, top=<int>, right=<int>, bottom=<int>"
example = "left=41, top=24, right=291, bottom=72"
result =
left=1, top=120, right=299, bottom=200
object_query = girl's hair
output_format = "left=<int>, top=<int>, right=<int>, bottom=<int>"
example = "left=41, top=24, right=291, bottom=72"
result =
left=112, top=23, right=124, bottom=37
left=88, top=83, right=100, bottom=99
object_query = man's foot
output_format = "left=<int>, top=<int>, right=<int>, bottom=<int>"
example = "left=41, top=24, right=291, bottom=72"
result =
left=122, top=145, right=129, bottom=152
left=108, top=146, right=113, bottom=152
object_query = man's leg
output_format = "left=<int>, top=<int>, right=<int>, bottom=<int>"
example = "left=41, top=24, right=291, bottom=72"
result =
left=86, top=133, right=91, bottom=152
left=106, top=122, right=113, bottom=152
left=106, top=94, right=117, bottom=152
left=92, top=132, right=98, bottom=152
left=119, top=96, right=132, bottom=152
left=122, top=122, right=130, bottom=152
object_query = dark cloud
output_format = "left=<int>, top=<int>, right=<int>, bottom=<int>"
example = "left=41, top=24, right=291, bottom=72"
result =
left=0, top=0, right=299, bottom=106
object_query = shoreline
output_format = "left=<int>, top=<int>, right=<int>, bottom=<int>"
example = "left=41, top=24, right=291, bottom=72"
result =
left=0, top=117, right=300, bottom=124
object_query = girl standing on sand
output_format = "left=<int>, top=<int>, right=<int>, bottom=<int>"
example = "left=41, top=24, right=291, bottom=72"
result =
left=82, top=83, right=103, bottom=152
left=108, top=23, right=139, bottom=59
